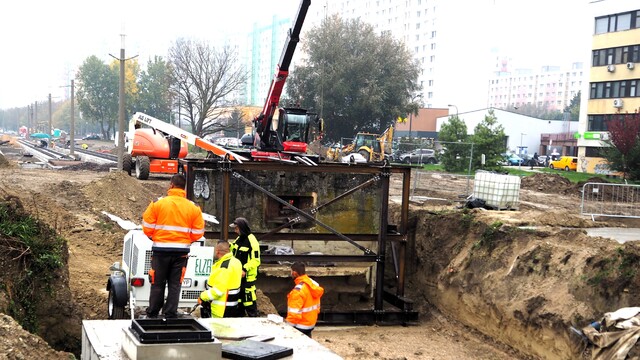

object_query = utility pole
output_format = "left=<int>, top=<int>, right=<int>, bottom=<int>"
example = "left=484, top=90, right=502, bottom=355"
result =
left=34, top=101, right=38, bottom=133
left=70, top=80, right=75, bottom=156
left=110, top=34, right=138, bottom=171
left=48, top=93, right=52, bottom=137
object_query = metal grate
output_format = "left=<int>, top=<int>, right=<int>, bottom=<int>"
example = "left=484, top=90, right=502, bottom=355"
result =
left=581, top=182, right=640, bottom=219
left=181, top=290, right=201, bottom=300
left=131, top=246, right=139, bottom=276
left=123, top=237, right=132, bottom=268
left=144, top=251, right=152, bottom=275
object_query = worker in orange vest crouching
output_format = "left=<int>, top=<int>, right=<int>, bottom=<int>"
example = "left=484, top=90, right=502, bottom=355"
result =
left=285, top=262, right=324, bottom=338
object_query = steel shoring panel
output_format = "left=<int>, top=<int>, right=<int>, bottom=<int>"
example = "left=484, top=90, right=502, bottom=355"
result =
left=181, top=159, right=414, bottom=325
left=262, top=254, right=377, bottom=263
left=203, top=231, right=405, bottom=242
left=231, top=170, right=375, bottom=254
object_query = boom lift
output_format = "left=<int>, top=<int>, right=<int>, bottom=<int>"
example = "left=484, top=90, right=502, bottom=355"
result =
left=251, top=0, right=323, bottom=164
left=123, top=112, right=247, bottom=180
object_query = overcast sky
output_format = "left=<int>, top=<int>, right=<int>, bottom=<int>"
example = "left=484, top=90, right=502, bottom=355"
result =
left=0, top=0, right=300, bottom=109
left=0, top=0, right=592, bottom=110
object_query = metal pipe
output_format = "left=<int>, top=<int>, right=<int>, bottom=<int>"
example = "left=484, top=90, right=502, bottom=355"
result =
left=374, top=166, right=391, bottom=311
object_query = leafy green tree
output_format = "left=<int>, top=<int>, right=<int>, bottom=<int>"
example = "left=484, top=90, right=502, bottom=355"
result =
left=470, top=109, right=506, bottom=171
left=438, top=115, right=469, bottom=172
left=286, top=15, right=421, bottom=142
left=138, top=56, right=174, bottom=121
left=76, top=56, right=118, bottom=139
left=109, top=57, right=140, bottom=122
left=509, top=103, right=563, bottom=120
left=169, top=39, right=247, bottom=137
left=564, top=91, right=581, bottom=122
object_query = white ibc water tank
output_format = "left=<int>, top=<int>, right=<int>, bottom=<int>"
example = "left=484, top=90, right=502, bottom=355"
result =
left=473, top=171, right=521, bottom=210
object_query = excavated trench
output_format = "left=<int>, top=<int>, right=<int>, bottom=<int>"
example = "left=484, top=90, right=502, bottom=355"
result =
left=397, top=207, right=640, bottom=359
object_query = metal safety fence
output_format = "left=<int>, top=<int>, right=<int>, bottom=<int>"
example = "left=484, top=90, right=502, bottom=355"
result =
left=580, top=182, right=640, bottom=219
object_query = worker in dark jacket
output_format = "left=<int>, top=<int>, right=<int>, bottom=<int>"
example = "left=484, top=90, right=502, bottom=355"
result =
left=286, top=262, right=324, bottom=337
left=142, top=174, right=204, bottom=319
left=199, top=241, right=243, bottom=318
left=229, top=217, right=261, bottom=317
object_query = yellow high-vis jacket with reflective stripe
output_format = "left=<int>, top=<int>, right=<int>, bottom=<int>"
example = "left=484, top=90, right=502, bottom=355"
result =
left=230, top=233, right=261, bottom=282
left=199, top=252, right=243, bottom=318
left=286, top=274, right=324, bottom=330
left=142, top=188, right=205, bottom=253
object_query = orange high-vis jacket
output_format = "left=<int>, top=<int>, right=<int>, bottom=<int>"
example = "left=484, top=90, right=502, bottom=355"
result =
left=142, top=188, right=205, bottom=253
left=286, top=274, right=324, bottom=330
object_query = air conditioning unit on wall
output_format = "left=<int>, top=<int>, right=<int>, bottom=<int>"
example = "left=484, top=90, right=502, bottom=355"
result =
left=628, top=62, right=635, bottom=70
left=613, top=98, right=623, bottom=108
left=607, top=64, right=616, bottom=72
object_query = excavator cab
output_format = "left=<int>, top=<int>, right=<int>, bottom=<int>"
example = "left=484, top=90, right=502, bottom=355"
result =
left=264, top=107, right=322, bottom=153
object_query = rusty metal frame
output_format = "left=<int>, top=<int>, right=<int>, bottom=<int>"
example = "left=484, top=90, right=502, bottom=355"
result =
left=182, top=158, right=414, bottom=324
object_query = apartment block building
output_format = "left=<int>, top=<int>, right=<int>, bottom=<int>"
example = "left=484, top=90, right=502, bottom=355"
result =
left=488, top=62, right=584, bottom=111
left=577, top=3, right=640, bottom=174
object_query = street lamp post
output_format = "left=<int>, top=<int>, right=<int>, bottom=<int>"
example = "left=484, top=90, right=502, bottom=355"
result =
left=448, top=104, right=458, bottom=117
left=519, top=133, right=526, bottom=170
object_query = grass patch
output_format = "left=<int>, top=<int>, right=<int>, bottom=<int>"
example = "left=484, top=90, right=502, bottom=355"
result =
left=0, top=197, right=66, bottom=332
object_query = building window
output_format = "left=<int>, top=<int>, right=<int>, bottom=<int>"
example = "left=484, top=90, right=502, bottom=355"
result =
left=427, top=92, right=433, bottom=99
left=588, top=115, right=609, bottom=132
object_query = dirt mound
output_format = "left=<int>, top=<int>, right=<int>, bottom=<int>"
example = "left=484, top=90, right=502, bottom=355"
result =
left=521, top=173, right=572, bottom=194
left=64, top=162, right=113, bottom=172
left=0, top=313, right=74, bottom=359
left=0, top=151, right=10, bottom=168
left=82, top=171, right=161, bottom=222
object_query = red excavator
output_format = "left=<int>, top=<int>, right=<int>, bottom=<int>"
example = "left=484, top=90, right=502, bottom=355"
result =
left=250, top=0, right=323, bottom=164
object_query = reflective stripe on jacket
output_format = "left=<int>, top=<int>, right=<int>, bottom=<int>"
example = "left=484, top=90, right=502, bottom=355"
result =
left=199, top=252, right=243, bottom=318
left=230, top=233, right=261, bottom=281
left=142, top=188, right=205, bottom=253
left=286, top=274, right=324, bottom=330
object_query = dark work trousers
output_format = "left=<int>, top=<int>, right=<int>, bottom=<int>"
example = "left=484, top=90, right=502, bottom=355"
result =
left=295, top=327, right=313, bottom=338
left=238, top=278, right=258, bottom=317
left=146, top=252, right=188, bottom=318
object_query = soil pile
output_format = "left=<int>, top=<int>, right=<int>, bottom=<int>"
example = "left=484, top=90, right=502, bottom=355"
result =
left=64, top=162, right=113, bottom=172
left=0, top=151, right=9, bottom=168
left=521, top=173, right=572, bottom=194
left=0, top=313, right=74, bottom=359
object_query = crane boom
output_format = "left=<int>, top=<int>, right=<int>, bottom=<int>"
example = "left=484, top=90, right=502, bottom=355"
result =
left=254, top=0, right=311, bottom=151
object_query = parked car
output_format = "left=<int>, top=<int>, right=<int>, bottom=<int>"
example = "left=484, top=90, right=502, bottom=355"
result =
left=501, top=153, right=524, bottom=166
left=549, top=156, right=578, bottom=171
left=399, top=149, right=438, bottom=164
left=82, top=134, right=101, bottom=140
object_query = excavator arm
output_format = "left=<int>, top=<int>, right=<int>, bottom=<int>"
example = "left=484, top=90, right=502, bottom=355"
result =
left=129, top=112, right=248, bottom=162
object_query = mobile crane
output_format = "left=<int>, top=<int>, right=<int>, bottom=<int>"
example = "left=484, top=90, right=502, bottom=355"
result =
left=251, top=0, right=323, bottom=164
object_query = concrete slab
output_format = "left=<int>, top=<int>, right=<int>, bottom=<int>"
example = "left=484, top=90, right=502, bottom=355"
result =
left=200, top=317, right=342, bottom=359
left=81, top=318, right=342, bottom=360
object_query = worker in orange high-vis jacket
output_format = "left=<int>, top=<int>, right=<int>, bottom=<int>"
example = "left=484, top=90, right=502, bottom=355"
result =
left=142, top=174, right=204, bottom=319
left=286, top=262, right=324, bottom=338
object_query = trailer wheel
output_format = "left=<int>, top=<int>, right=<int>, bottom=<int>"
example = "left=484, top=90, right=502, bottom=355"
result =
left=122, top=154, right=133, bottom=176
left=108, top=287, right=126, bottom=319
left=135, top=156, right=150, bottom=180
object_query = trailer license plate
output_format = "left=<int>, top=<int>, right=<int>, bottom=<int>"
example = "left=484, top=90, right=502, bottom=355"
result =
left=182, top=278, right=192, bottom=287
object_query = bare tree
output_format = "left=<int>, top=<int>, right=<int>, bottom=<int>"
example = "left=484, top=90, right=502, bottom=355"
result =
left=169, top=39, right=247, bottom=137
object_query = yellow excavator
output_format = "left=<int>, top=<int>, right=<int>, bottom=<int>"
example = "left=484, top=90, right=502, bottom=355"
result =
left=326, top=126, right=394, bottom=163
